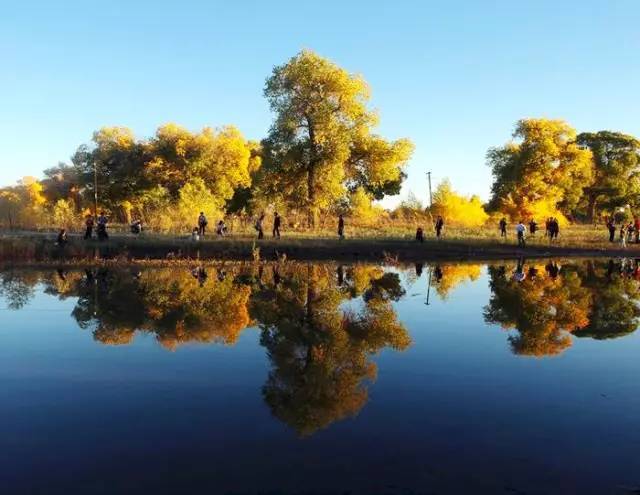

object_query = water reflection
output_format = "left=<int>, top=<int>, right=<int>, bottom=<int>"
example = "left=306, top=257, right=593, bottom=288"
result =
left=3, top=259, right=640, bottom=433
left=484, top=258, right=640, bottom=356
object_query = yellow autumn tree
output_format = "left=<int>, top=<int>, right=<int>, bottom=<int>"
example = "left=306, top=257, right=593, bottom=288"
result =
left=431, top=179, right=488, bottom=227
left=348, top=187, right=384, bottom=225
left=487, top=118, right=593, bottom=220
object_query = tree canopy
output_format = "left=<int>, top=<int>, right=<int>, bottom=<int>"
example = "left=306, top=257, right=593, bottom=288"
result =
left=260, top=50, right=413, bottom=226
left=487, top=119, right=593, bottom=220
left=576, top=131, right=640, bottom=221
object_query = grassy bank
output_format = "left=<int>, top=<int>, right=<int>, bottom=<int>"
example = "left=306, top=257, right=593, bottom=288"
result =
left=1, top=225, right=638, bottom=265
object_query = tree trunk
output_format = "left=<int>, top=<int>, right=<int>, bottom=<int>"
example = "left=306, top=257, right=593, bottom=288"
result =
left=587, top=194, right=598, bottom=224
left=307, top=166, right=317, bottom=229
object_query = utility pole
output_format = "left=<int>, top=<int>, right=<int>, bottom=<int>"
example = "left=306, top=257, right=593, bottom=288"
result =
left=426, top=171, right=432, bottom=208
left=93, top=162, right=98, bottom=218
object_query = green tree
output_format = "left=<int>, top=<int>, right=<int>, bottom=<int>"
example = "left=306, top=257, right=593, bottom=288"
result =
left=72, top=126, right=148, bottom=218
left=41, top=162, right=83, bottom=210
left=261, top=50, right=413, bottom=227
left=576, top=131, right=640, bottom=221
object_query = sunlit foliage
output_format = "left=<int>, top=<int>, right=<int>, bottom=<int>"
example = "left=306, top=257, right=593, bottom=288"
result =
left=260, top=50, right=413, bottom=227
left=487, top=119, right=593, bottom=220
left=431, top=179, right=488, bottom=227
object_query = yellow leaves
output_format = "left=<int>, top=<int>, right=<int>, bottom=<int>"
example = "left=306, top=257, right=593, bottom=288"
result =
left=489, top=118, right=594, bottom=218
left=52, top=199, right=76, bottom=228
left=432, top=179, right=488, bottom=227
left=93, top=126, right=135, bottom=150
left=433, top=264, right=482, bottom=299
left=149, top=123, right=254, bottom=205
left=176, top=178, right=222, bottom=229
left=498, top=196, right=567, bottom=225
left=348, top=187, right=384, bottom=224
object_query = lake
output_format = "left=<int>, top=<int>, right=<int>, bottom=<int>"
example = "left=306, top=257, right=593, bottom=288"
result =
left=1, top=259, right=639, bottom=494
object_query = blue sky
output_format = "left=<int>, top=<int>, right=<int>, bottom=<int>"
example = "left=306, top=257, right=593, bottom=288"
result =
left=1, top=0, right=639, bottom=206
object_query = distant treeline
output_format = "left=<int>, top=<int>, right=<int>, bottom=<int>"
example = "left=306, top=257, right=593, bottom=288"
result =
left=1, top=50, right=638, bottom=232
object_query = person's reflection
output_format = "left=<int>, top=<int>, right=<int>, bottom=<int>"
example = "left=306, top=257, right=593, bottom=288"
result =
left=513, top=258, right=526, bottom=282
left=337, top=265, right=344, bottom=286
left=545, top=260, right=559, bottom=279
left=433, top=265, right=443, bottom=283
left=415, top=263, right=423, bottom=278
left=191, top=266, right=207, bottom=287
left=272, top=265, right=281, bottom=286
left=56, top=268, right=67, bottom=281
left=607, top=259, right=615, bottom=280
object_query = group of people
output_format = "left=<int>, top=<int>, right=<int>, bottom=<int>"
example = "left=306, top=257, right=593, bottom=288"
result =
left=606, top=216, right=640, bottom=247
left=82, top=212, right=111, bottom=241
left=191, top=212, right=229, bottom=241
left=415, top=216, right=445, bottom=243
left=498, top=217, right=560, bottom=247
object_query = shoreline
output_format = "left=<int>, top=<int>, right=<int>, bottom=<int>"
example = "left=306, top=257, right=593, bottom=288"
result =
left=1, top=231, right=639, bottom=265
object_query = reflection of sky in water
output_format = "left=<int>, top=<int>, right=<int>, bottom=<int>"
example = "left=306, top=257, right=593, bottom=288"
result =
left=1, top=262, right=639, bottom=494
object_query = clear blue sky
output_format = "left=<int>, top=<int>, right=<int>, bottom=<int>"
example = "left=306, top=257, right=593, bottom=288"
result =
left=1, top=0, right=639, bottom=206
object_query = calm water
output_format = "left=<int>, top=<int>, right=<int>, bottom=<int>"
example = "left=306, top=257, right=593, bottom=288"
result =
left=1, top=260, right=640, bottom=495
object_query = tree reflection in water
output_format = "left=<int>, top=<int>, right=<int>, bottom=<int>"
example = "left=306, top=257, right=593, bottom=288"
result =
left=484, top=259, right=640, bottom=356
left=7, top=262, right=409, bottom=436
left=251, top=264, right=410, bottom=436
left=4, top=259, right=640, bottom=432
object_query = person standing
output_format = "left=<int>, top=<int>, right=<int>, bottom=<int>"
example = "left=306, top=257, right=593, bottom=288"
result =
left=516, top=220, right=526, bottom=247
left=97, top=211, right=109, bottom=241
left=415, top=227, right=424, bottom=243
left=84, top=215, right=94, bottom=240
left=197, top=212, right=207, bottom=237
left=272, top=212, right=281, bottom=239
left=607, top=218, right=616, bottom=243
left=57, top=228, right=68, bottom=247
left=634, top=217, right=640, bottom=243
left=255, top=213, right=265, bottom=240
left=337, top=214, right=345, bottom=240
left=620, top=224, right=627, bottom=248
left=435, top=216, right=444, bottom=238
left=529, top=219, right=538, bottom=236
left=549, top=217, right=559, bottom=241
left=216, top=220, right=227, bottom=236
left=499, top=217, right=507, bottom=238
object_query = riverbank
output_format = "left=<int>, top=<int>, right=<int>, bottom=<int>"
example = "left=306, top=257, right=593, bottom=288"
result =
left=1, top=230, right=639, bottom=265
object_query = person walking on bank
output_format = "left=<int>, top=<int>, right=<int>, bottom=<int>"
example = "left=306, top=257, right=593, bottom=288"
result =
left=338, top=214, right=345, bottom=240
left=435, top=216, right=444, bottom=238
left=607, top=218, right=616, bottom=243
left=549, top=217, right=559, bottom=241
left=499, top=217, right=507, bottom=238
left=56, top=228, right=68, bottom=247
left=529, top=219, right=538, bottom=236
left=255, top=213, right=265, bottom=240
left=197, top=212, right=207, bottom=237
left=620, top=224, right=627, bottom=248
left=84, top=215, right=94, bottom=240
left=415, top=227, right=425, bottom=243
left=273, top=212, right=281, bottom=239
left=516, top=220, right=527, bottom=247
